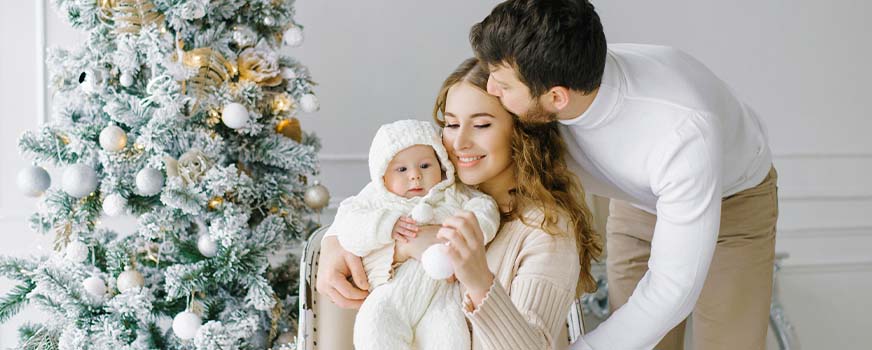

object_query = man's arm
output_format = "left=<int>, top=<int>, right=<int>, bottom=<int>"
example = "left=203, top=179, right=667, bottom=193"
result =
left=315, top=235, right=370, bottom=309
left=576, top=116, right=723, bottom=349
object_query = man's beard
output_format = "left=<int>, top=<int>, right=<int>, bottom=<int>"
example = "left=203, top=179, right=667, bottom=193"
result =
left=518, top=99, right=558, bottom=126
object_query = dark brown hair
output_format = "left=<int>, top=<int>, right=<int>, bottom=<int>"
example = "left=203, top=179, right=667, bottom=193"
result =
left=433, top=57, right=602, bottom=294
left=470, top=0, right=607, bottom=96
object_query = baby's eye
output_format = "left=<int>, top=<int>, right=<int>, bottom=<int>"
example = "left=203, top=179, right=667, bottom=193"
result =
left=396, top=166, right=407, bottom=172
left=420, top=163, right=430, bottom=169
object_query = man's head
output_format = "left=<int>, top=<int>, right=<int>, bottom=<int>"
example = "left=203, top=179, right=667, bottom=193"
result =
left=470, top=0, right=607, bottom=123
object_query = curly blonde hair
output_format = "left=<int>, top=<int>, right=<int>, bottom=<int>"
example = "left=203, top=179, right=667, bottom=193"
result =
left=433, top=57, right=603, bottom=293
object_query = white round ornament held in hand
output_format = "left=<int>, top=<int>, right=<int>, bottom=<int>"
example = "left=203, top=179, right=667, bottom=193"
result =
left=63, top=164, right=98, bottom=198
left=136, top=167, right=165, bottom=196
left=117, top=269, right=145, bottom=292
left=64, top=240, right=90, bottom=263
left=172, top=311, right=202, bottom=340
left=83, top=275, right=107, bottom=297
left=299, top=94, right=319, bottom=113
left=120, top=72, right=134, bottom=87
left=221, top=103, right=250, bottom=129
left=410, top=202, right=435, bottom=224
left=99, top=124, right=128, bottom=152
left=102, top=193, right=127, bottom=217
left=17, top=165, right=51, bottom=197
left=421, top=244, right=454, bottom=280
left=197, top=234, right=218, bottom=258
left=283, top=26, right=304, bottom=47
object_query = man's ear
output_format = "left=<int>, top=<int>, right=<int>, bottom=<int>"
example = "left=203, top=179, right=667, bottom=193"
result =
left=543, top=86, right=572, bottom=112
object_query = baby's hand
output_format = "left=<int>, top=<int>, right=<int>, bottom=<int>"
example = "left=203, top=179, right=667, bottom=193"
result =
left=392, top=216, right=419, bottom=243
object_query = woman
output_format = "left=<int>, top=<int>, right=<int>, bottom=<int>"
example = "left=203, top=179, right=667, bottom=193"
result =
left=317, top=58, right=602, bottom=349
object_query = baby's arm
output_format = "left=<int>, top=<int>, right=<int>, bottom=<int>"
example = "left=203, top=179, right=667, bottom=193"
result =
left=333, top=195, right=405, bottom=257
left=461, top=193, right=501, bottom=244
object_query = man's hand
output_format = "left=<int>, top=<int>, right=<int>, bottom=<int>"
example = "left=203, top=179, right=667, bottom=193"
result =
left=315, top=236, right=370, bottom=309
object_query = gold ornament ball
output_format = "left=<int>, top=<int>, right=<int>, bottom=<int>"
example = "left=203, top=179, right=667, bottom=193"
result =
left=276, top=118, right=302, bottom=142
left=304, top=182, right=330, bottom=210
left=208, top=196, right=224, bottom=210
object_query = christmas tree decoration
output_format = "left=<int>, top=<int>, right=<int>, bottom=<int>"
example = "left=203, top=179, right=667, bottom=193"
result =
left=300, top=93, right=319, bottom=113
left=177, top=148, right=213, bottom=185
left=82, top=275, right=107, bottom=297
left=116, top=268, right=145, bottom=292
left=4, top=1, right=321, bottom=348
left=275, top=331, right=295, bottom=346
left=102, top=193, right=127, bottom=217
left=304, top=181, right=330, bottom=210
left=79, top=68, right=105, bottom=94
left=99, top=124, right=128, bottom=152
left=197, top=233, right=218, bottom=257
left=282, top=26, right=304, bottom=47
left=172, top=311, right=202, bottom=340
left=17, top=165, right=51, bottom=197
left=64, top=240, right=90, bottom=263
left=114, top=0, right=165, bottom=34
left=222, top=102, right=250, bottom=129
left=276, top=118, right=302, bottom=142
left=119, top=71, right=134, bottom=87
left=62, top=164, right=98, bottom=198
left=238, top=46, right=283, bottom=87
left=135, top=167, right=164, bottom=196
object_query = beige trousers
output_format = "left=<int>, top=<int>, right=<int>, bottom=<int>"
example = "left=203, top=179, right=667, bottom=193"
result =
left=606, top=167, right=778, bottom=350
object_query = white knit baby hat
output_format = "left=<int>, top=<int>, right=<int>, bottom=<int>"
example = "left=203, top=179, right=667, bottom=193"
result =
left=368, top=119, right=455, bottom=188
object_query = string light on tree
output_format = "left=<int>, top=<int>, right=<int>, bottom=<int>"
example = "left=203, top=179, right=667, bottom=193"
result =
left=17, top=165, right=51, bottom=197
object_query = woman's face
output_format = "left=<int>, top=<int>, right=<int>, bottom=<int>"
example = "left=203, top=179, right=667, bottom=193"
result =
left=442, top=82, right=514, bottom=188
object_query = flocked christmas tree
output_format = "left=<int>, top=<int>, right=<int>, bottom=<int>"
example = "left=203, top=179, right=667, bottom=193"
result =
left=4, top=0, right=329, bottom=349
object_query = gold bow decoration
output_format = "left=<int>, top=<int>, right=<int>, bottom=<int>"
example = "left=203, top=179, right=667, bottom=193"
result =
left=110, top=0, right=166, bottom=34
left=177, top=45, right=238, bottom=96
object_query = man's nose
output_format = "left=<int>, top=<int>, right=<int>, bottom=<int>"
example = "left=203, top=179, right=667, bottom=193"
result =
left=486, top=75, right=501, bottom=97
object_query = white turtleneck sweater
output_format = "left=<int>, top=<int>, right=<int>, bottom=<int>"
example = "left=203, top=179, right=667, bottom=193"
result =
left=566, top=44, right=773, bottom=350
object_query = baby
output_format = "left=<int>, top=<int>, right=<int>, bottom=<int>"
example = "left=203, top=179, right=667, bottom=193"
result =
left=326, top=119, right=500, bottom=350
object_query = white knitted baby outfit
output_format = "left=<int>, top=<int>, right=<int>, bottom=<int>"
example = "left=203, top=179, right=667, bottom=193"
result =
left=327, top=119, right=500, bottom=350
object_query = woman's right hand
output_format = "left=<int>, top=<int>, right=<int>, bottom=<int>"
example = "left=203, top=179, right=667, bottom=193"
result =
left=395, top=224, right=443, bottom=261
left=315, top=236, right=370, bottom=309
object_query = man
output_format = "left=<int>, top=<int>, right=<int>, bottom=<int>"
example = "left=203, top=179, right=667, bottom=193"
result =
left=469, top=0, right=778, bottom=349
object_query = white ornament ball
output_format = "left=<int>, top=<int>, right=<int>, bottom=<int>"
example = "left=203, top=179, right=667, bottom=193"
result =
left=304, top=182, right=330, bottom=210
left=299, top=94, right=319, bottom=113
left=283, top=26, right=304, bottom=47
left=79, top=69, right=103, bottom=94
left=197, top=234, right=218, bottom=258
left=102, top=193, right=127, bottom=217
left=117, top=269, right=145, bottom=292
left=82, top=275, right=107, bottom=297
left=62, top=164, right=98, bottom=198
left=120, top=72, right=134, bottom=87
left=99, top=124, right=128, bottom=152
left=280, top=67, right=297, bottom=80
left=64, top=241, right=90, bottom=263
left=410, top=203, right=435, bottom=224
left=421, top=244, right=454, bottom=280
left=136, top=167, right=165, bottom=196
left=172, top=311, right=202, bottom=340
left=221, top=103, right=250, bottom=129
left=17, top=165, right=51, bottom=197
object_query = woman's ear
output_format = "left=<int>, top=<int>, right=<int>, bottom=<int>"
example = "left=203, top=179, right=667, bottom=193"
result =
left=543, top=86, right=571, bottom=112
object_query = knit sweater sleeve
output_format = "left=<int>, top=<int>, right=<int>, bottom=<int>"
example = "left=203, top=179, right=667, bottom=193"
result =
left=461, top=192, right=501, bottom=244
left=465, top=226, right=581, bottom=350
left=330, top=186, right=404, bottom=258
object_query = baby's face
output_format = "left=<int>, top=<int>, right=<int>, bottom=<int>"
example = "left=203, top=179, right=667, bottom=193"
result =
left=383, top=145, right=442, bottom=198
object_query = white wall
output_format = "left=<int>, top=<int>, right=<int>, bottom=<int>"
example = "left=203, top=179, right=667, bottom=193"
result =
left=1, top=0, right=869, bottom=349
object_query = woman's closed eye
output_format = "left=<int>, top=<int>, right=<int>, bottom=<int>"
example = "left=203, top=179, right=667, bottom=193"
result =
left=474, top=123, right=491, bottom=129
left=444, top=123, right=459, bottom=129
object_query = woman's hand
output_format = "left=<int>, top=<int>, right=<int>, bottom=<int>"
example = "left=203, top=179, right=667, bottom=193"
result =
left=437, top=211, right=495, bottom=307
left=315, top=236, right=370, bottom=309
